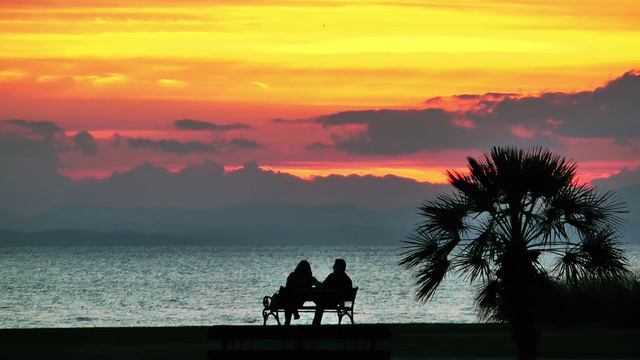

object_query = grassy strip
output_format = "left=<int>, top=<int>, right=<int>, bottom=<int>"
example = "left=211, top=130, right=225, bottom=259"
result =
left=0, top=324, right=638, bottom=359
left=389, top=323, right=640, bottom=358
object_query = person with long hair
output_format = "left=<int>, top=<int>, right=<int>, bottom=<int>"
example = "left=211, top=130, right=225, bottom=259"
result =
left=283, top=260, right=320, bottom=325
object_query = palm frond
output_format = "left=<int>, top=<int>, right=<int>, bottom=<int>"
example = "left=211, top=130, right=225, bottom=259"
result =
left=558, top=185, right=627, bottom=237
left=552, top=227, right=629, bottom=285
left=579, top=227, right=630, bottom=281
left=522, top=147, right=576, bottom=198
left=528, top=204, right=569, bottom=246
left=417, top=193, right=469, bottom=234
left=454, top=253, right=492, bottom=283
left=413, top=257, right=451, bottom=301
left=475, top=279, right=504, bottom=321
left=454, top=220, right=500, bottom=282
left=399, top=229, right=439, bottom=269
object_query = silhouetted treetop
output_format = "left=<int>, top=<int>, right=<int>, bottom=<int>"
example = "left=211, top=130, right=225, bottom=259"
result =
left=400, top=146, right=629, bottom=360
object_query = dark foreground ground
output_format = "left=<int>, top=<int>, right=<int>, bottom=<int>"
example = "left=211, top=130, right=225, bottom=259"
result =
left=1, top=323, right=638, bottom=360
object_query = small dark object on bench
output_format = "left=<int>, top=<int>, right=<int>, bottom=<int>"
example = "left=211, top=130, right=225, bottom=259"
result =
left=262, top=287, right=358, bottom=325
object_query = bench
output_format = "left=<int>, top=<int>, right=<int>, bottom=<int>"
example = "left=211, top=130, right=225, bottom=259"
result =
left=262, top=287, right=358, bottom=325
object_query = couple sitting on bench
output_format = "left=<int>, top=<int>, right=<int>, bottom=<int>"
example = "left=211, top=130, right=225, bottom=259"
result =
left=278, top=258, right=353, bottom=325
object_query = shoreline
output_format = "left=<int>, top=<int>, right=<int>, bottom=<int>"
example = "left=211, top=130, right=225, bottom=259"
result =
left=1, top=323, right=638, bottom=359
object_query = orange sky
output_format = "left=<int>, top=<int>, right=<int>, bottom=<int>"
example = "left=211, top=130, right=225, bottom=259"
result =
left=1, top=0, right=639, bottom=182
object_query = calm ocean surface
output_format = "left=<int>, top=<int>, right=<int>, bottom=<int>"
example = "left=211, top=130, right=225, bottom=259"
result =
left=1, top=244, right=639, bottom=328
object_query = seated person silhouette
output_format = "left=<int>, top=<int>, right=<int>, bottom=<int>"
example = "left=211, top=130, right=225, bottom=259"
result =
left=284, top=260, right=320, bottom=325
left=313, top=258, right=353, bottom=325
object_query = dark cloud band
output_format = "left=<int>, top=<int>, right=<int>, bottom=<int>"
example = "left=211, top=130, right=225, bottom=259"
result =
left=2, top=119, right=64, bottom=140
left=174, top=119, right=250, bottom=131
left=304, top=70, right=640, bottom=156
left=126, top=137, right=217, bottom=154
left=73, top=130, right=98, bottom=156
left=125, top=136, right=262, bottom=154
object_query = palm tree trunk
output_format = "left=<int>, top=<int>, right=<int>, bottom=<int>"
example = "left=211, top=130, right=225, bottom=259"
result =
left=504, top=217, right=540, bottom=360
left=503, top=264, right=539, bottom=360
left=511, top=304, right=539, bottom=360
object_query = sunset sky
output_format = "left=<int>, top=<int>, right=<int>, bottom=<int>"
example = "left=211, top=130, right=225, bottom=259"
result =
left=1, top=0, right=639, bottom=183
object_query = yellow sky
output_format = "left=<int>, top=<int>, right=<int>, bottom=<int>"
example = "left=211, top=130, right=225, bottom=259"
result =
left=1, top=0, right=639, bottom=108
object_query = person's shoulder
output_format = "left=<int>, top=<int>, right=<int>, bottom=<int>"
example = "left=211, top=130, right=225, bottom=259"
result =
left=336, top=272, right=350, bottom=279
left=286, top=271, right=298, bottom=284
left=343, top=273, right=353, bottom=286
left=324, top=273, right=336, bottom=282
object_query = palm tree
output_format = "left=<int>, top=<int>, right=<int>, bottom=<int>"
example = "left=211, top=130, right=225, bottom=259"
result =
left=400, top=147, right=629, bottom=360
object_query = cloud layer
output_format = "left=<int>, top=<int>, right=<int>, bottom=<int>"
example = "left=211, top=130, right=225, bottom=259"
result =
left=0, top=120, right=440, bottom=212
left=73, top=130, right=98, bottom=156
left=125, top=137, right=261, bottom=154
left=174, top=119, right=250, bottom=131
left=126, top=137, right=217, bottom=154
left=1, top=71, right=639, bottom=215
left=0, top=132, right=444, bottom=213
left=2, top=119, right=64, bottom=141
left=308, top=70, right=640, bottom=156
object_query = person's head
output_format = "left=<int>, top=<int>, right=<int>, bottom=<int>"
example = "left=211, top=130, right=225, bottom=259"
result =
left=333, top=258, right=347, bottom=273
left=295, top=260, right=312, bottom=275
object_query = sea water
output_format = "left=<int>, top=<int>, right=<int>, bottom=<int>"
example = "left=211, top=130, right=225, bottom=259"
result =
left=1, top=244, right=639, bottom=328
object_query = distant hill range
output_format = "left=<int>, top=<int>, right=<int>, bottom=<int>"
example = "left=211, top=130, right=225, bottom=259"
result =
left=0, top=182, right=637, bottom=246
left=617, top=185, right=640, bottom=243
left=0, top=204, right=422, bottom=246
left=0, top=228, right=183, bottom=246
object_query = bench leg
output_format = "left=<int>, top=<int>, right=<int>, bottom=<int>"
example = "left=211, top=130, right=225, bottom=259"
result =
left=338, top=311, right=354, bottom=325
left=262, top=309, right=281, bottom=325
left=346, top=312, right=354, bottom=324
